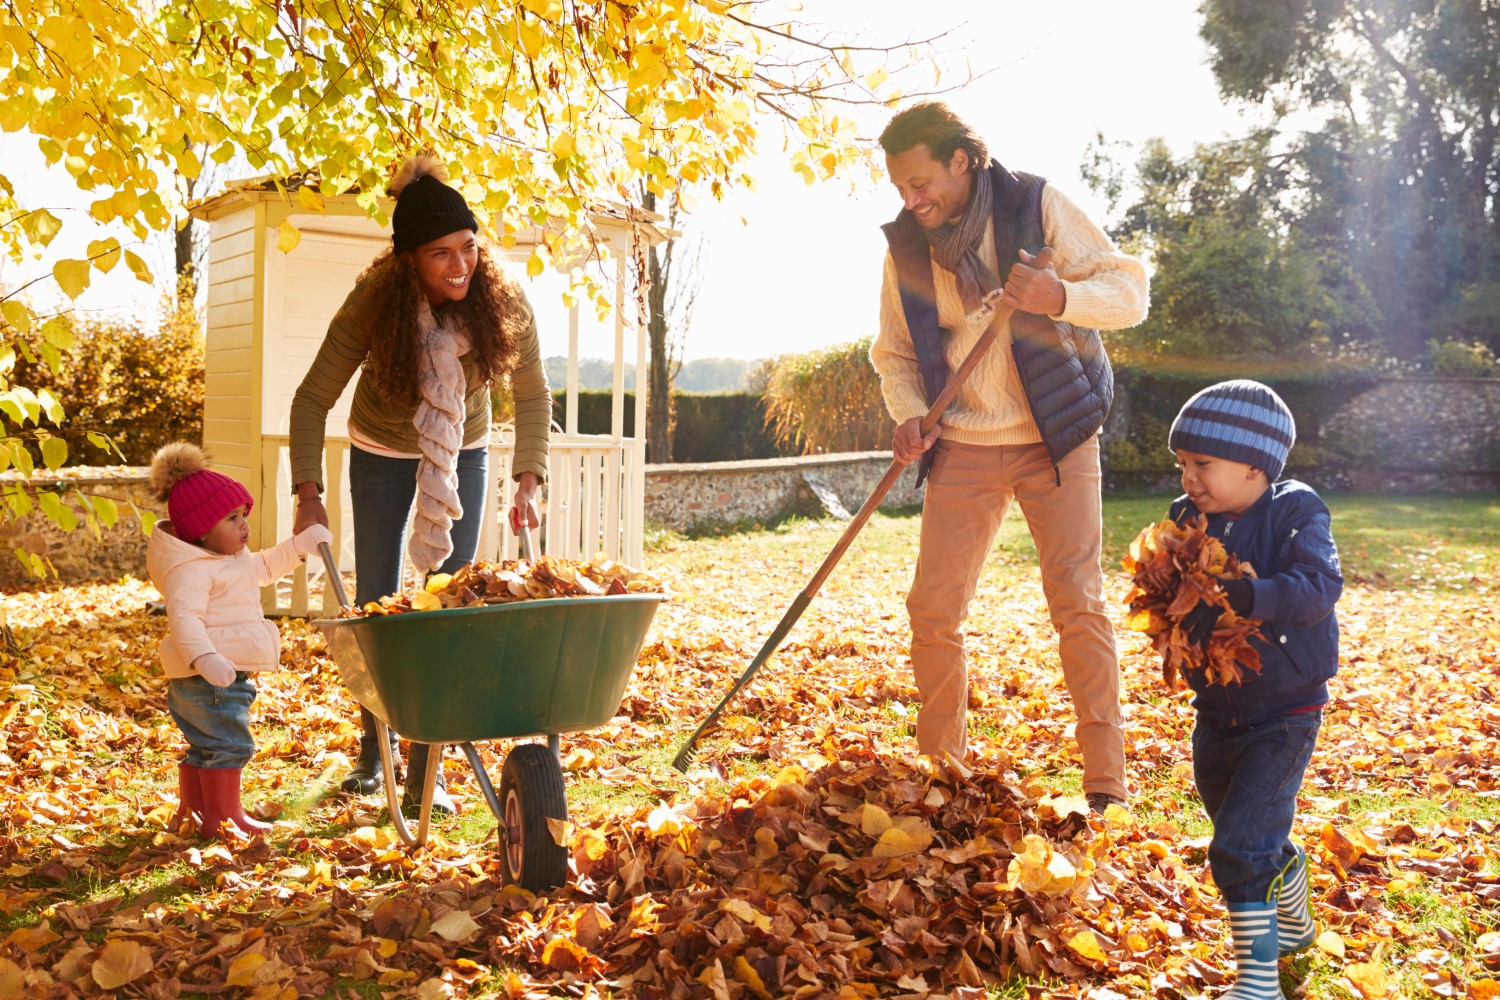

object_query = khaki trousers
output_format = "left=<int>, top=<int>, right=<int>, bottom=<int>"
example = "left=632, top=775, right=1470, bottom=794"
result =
left=906, top=436, right=1127, bottom=800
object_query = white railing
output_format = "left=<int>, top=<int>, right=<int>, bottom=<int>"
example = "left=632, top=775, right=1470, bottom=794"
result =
left=255, top=431, right=645, bottom=617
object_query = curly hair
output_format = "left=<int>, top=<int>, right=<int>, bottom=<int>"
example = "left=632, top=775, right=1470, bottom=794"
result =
left=878, top=101, right=989, bottom=170
left=350, top=242, right=527, bottom=406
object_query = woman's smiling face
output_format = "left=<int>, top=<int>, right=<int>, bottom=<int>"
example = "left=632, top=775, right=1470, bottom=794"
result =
left=407, top=229, right=480, bottom=305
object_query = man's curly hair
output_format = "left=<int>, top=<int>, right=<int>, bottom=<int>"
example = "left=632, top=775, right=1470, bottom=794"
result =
left=349, top=242, right=527, bottom=406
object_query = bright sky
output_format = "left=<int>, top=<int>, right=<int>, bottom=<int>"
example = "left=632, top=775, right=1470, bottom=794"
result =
left=4, top=0, right=1268, bottom=364
left=677, top=0, right=1267, bottom=361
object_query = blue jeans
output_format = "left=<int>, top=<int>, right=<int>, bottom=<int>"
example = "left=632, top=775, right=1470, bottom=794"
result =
left=1193, top=709, right=1321, bottom=902
left=348, top=446, right=490, bottom=605
left=168, top=674, right=257, bottom=769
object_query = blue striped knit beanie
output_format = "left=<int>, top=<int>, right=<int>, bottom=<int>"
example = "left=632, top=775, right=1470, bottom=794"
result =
left=1168, top=379, right=1296, bottom=481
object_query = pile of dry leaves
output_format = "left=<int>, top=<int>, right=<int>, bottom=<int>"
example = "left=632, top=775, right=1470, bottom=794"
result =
left=1122, top=516, right=1262, bottom=689
left=349, top=557, right=667, bottom=616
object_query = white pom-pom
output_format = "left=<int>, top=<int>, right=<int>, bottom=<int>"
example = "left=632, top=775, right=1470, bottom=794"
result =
left=389, top=155, right=447, bottom=197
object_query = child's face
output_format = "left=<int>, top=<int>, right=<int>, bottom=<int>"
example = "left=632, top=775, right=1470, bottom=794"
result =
left=199, top=504, right=251, bottom=555
left=1174, top=449, right=1269, bottom=517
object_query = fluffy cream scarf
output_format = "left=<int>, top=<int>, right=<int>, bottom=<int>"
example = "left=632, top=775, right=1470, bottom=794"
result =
left=407, top=298, right=472, bottom=572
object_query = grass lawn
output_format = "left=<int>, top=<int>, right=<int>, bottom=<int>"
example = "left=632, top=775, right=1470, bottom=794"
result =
left=0, top=492, right=1496, bottom=998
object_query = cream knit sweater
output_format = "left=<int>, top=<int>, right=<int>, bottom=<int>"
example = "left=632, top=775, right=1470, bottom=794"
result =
left=870, top=184, right=1149, bottom=446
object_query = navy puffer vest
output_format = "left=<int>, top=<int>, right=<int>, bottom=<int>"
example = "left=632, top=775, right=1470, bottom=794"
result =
left=881, top=161, right=1114, bottom=483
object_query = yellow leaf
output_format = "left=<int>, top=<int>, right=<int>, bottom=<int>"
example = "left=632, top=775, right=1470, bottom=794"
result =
left=90, top=939, right=152, bottom=989
left=1316, top=929, right=1346, bottom=959
left=409, top=591, right=441, bottom=611
left=5, top=923, right=59, bottom=952
left=734, top=956, right=771, bottom=1000
left=526, top=251, right=545, bottom=278
left=647, top=801, right=690, bottom=836
left=1005, top=834, right=1077, bottom=896
left=1067, top=929, right=1108, bottom=964
left=871, top=826, right=918, bottom=858
left=429, top=910, right=480, bottom=943
left=277, top=219, right=302, bottom=253
left=123, top=248, right=153, bottom=284
left=1347, top=947, right=1390, bottom=1000
left=0, top=957, right=23, bottom=1000
left=859, top=803, right=892, bottom=837
left=296, top=186, right=325, bottom=212
left=226, top=951, right=268, bottom=987
left=1470, top=980, right=1500, bottom=1000
left=718, top=898, right=772, bottom=932
left=424, top=573, right=453, bottom=593
left=52, top=258, right=92, bottom=299
left=551, top=132, right=576, bottom=159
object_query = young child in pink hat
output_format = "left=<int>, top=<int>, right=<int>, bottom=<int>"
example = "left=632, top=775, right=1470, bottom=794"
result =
left=147, top=443, right=332, bottom=838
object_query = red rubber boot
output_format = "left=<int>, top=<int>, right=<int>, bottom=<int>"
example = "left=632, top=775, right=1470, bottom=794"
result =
left=169, top=762, right=204, bottom=835
left=198, top=768, right=271, bottom=838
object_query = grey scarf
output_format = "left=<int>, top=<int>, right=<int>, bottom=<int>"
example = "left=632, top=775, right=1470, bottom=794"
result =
left=922, top=164, right=1001, bottom=322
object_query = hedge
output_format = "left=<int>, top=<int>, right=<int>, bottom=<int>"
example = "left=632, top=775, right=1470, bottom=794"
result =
left=551, top=390, right=792, bottom=463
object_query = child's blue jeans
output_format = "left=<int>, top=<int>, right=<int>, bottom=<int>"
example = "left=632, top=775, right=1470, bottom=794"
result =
left=348, top=446, right=490, bottom=605
left=1193, top=709, right=1321, bottom=902
left=168, top=673, right=257, bottom=769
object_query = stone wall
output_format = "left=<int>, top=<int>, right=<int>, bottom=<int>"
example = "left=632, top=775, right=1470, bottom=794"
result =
left=1317, top=378, right=1500, bottom=492
left=5, top=377, right=1495, bottom=584
left=0, top=468, right=162, bottom=588
left=643, top=452, right=925, bottom=532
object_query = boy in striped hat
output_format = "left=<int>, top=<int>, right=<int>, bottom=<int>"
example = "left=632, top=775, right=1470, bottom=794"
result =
left=1166, top=379, right=1342, bottom=997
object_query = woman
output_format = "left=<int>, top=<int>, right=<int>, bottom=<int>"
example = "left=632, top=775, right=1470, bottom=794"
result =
left=290, top=157, right=551, bottom=814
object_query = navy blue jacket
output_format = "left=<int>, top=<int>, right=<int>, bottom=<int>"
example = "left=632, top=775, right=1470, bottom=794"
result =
left=1169, top=481, right=1342, bottom=728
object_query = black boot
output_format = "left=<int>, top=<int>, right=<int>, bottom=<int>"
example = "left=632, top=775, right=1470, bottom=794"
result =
left=341, top=707, right=400, bottom=794
left=402, top=742, right=455, bottom=817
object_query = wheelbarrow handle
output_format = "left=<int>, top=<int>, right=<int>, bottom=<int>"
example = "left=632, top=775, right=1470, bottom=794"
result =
left=317, top=542, right=352, bottom=611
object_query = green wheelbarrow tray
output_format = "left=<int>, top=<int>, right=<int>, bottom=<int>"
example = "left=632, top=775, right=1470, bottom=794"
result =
left=314, top=592, right=664, bottom=744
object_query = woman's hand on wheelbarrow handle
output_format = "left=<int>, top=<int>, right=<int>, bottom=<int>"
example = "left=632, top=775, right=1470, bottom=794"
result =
left=509, top=471, right=541, bottom=534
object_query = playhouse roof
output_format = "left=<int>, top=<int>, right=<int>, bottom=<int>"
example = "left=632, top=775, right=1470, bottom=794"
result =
left=189, top=172, right=675, bottom=244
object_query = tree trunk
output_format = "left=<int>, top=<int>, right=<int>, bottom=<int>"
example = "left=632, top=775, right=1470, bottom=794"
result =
left=640, top=188, right=676, bottom=463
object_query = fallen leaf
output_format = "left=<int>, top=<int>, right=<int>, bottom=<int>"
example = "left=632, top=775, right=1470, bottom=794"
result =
left=90, top=939, right=152, bottom=990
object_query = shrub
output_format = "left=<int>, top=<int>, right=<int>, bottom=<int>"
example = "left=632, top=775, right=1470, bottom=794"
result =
left=4, top=285, right=205, bottom=465
left=548, top=389, right=788, bottom=462
left=1425, top=338, right=1500, bottom=378
left=762, top=337, right=891, bottom=455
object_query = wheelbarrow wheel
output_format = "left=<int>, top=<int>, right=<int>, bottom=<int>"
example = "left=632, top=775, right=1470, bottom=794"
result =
left=498, top=743, right=569, bottom=891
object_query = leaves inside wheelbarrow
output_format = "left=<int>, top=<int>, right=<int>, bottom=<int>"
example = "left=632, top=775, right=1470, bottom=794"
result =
left=347, top=556, right=668, bottom=616
left=1121, top=515, right=1262, bottom=689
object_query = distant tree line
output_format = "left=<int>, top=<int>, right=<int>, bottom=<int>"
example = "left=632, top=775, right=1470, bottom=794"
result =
left=543, top=356, right=755, bottom=394
left=1082, top=0, right=1498, bottom=370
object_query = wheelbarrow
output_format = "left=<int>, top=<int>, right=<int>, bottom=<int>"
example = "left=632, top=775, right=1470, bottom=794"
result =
left=312, top=535, right=663, bottom=891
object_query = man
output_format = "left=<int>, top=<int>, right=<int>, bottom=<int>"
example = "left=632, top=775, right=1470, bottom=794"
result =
left=870, top=101, right=1148, bottom=812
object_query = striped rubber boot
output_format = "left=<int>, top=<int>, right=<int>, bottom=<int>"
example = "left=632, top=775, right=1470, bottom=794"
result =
left=1224, top=901, right=1284, bottom=999
left=1275, top=844, right=1316, bottom=955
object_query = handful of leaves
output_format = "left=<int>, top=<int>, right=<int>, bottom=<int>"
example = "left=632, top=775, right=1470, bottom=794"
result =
left=344, top=556, right=667, bottom=617
left=1123, top=516, right=1262, bottom=689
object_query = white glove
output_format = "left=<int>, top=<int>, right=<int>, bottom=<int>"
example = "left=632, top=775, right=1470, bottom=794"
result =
left=294, top=523, right=334, bottom=558
left=193, top=653, right=237, bottom=687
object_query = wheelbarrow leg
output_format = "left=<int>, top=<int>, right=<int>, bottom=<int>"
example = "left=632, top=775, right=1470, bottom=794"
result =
left=548, top=734, right=561, bottom=765
left=374, top=718, right=434, bottom=848
left=459, top=743, right=505, bottom=822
